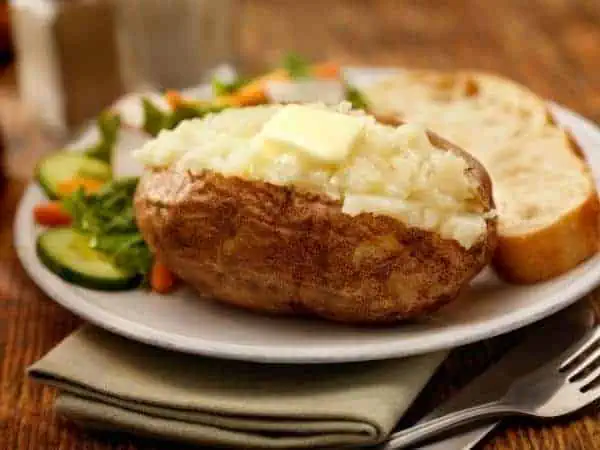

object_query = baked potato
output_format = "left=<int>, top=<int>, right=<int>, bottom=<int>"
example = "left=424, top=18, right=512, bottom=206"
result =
left=134, top=103, right=497, bottom=324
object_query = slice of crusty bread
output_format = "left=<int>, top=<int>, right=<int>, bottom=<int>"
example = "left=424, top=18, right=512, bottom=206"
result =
left=363, top=70, right=599, bottom=283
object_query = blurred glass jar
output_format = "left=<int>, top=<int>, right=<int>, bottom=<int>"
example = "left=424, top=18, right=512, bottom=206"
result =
left=114, top=0, right=238, bottom=91
left=10, top=0, right=124, bottom=134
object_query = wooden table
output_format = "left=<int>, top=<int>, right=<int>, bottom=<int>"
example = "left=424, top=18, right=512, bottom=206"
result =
left=1, top=0, right=599, bottom=448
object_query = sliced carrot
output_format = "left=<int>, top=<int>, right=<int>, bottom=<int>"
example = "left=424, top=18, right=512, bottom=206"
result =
left=216, top=89, right=268, bottom=107
left=33, top=201, right=72, bottom=227
left=150, top=260, right=176, bottom=294
left=57, top=177, right=104, bottom=196
left=239, top=68, right=289, bottom=94
left=311, top=61, right=341, bottom=79
left=165, top=90, right=184, bottom=109
left=220, top=69, right=289, bottom=106
left=237, top=90, right=270, bottom=106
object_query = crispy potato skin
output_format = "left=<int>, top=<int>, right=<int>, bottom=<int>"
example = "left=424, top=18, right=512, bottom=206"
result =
left=134, top=135, right=497, bottom=324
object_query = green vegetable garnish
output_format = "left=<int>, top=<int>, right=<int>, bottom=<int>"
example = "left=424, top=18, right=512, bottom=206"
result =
left=62, top=178, right=153, bottom=279
left=165, top=103, right=226, bottom=130
left=63, top=177, right=140, bottom=235
left=281, top=52, right=311, bottom=79
left=141, top=97, right=227, bottom=137
left=85, top=111, right=121, bottom=164
left=212, top=77, right=249, bottom=96
left=90, top=233, right=152, bottom=278
left=345, top=85, right=369, bottom=110
left=141, top=98, right=170, bottom=137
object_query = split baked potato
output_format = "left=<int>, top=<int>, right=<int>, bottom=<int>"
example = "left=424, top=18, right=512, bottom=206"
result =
left=134, top=103, right=497, bottom=324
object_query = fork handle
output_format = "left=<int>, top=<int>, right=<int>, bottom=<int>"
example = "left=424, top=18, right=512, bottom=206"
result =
left=382, top=400, right=515, bottom=449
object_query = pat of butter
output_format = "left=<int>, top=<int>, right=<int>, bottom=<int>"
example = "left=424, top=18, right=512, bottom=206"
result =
left=255, top=104, right=365, bottom=163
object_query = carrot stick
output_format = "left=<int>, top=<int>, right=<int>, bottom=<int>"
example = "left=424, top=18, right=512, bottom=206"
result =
left=216, top=69, right=289, bottom=106
left=150, top=260, right=176, bottom=293
left=165, top=90, right=184, bottom=109
left=311, top=61, right=341, bottom=79
left=57, top=177, right=104, bottom=196
left=33, top=202, right=72, bottom=227
left=238, top=68, right=288, bottom=95
left=216, top=90, right=268, bottom=107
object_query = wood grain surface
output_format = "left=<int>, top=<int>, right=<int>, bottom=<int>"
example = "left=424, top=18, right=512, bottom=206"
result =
left=1, top=0, right=599, bottom=449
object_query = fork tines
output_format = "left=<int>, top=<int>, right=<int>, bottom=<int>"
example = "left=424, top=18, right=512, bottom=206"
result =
left=560, top=326, right=600, bottom=392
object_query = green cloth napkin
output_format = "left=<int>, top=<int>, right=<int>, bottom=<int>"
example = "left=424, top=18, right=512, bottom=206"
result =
left=28, top=326, right=446, bottom=449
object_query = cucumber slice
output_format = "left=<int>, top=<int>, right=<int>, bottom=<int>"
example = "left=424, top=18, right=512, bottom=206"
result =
left=37, top=228, right=140, bottom=290
left=36, top=152, right=112, bottom=199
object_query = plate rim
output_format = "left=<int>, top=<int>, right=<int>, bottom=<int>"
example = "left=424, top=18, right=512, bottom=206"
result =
left=13, top=103, right=600, bottom=364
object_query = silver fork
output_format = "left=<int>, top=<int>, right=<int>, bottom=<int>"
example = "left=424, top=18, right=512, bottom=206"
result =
left=382, top=325, right=600, bottom=450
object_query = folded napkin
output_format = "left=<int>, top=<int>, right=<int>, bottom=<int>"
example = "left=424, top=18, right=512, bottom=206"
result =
left=28, top=326, right=446, bottom=449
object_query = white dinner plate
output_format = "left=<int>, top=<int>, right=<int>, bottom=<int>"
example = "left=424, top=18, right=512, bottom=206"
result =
left=13, top=71, right=600, bottom=363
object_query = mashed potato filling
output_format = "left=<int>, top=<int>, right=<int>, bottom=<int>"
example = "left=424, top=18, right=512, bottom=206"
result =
left=134, top=102, right=488, bottom=248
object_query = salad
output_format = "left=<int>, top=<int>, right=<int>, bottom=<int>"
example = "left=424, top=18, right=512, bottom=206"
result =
left=33, top=112, right=175, bottom=293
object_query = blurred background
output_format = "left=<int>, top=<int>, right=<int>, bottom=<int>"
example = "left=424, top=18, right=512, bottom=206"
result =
left=0, top=0, right=598, bottom=182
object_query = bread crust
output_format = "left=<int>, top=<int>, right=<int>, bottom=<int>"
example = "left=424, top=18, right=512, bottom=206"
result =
left=493, top=131, right=600, bottom=283
left=134, top=134, right=497, bottom=324
left=493, top=190, right=599, bottom=283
